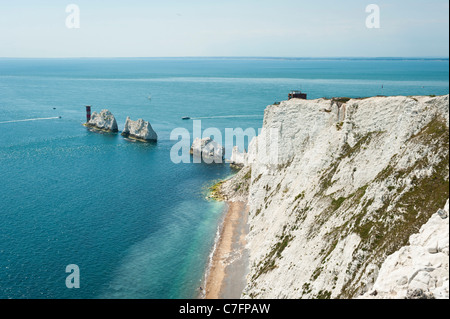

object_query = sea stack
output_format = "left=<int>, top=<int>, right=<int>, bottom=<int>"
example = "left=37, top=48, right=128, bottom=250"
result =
left=121, top=117, right=158, bottom=142
left=230, top=146, right=248, bottom=168
left=86, top=109, right=118, bottom=132
left=190, top=137, right=225, bottom=162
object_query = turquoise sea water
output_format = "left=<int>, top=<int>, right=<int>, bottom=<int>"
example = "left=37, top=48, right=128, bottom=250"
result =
left=0, top=58, right=448, bottom=299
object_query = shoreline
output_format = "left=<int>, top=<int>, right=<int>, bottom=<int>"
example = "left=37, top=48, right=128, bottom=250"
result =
left=202, top=200, right=249, bottom=299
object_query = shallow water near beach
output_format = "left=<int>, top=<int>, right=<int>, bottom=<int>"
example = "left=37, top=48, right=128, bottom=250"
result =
left=0, top=58, right=448, bottom=298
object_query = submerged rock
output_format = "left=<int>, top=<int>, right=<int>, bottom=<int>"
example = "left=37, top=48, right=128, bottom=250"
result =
left=121, top=117, right=158, bottom=142
left=86, top=109, right=118, bottom=132
left=190, top=137, right=225, bottom=162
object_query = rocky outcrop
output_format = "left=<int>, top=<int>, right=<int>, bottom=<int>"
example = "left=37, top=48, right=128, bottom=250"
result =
left=190, top=137, right=225, bottom=162
left=86, top=109, right=118, bottom=132
left=218, top=95, right=449, bottom=299
left=360, top=199, right=449, bottom=299
left=230, top=146, right=248, bottom=168
left=121, top=117, right=158, bottom=142
left=214, top=166, right=252, bottom=202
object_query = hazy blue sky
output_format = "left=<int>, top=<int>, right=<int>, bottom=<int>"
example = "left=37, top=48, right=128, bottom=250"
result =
left=0, top=0, right=448, bottom=57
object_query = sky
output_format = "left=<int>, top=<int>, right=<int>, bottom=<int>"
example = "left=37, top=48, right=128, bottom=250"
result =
left=0, top=0, right=448, bottom=58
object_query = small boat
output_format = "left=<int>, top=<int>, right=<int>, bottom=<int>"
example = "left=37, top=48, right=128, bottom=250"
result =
left=182, top=116, right=190, bottom=120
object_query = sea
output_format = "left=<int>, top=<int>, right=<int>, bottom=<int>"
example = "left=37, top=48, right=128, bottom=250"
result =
left=0, top=57, right=448, bottom=299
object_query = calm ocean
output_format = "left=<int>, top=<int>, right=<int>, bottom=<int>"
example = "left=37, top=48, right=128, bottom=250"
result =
left=0, top=58, right=448, bottom=299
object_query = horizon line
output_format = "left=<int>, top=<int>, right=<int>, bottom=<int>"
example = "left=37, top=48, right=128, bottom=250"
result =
left=0, top=56, right=448, bottom=60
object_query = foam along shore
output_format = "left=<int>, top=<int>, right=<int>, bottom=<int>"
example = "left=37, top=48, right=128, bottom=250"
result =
left=203, top=166, right=252, bottom=299
left=203, top=201, right=249, bottom=299
left=121, top=116, right=158, bottom=142
left=84, top=109, right=118, bottom=132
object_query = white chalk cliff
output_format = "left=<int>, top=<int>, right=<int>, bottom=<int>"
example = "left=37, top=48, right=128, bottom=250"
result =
left=219, top=95, right=449, bottom=299
left=360, top=199, right=449, bottom=299
left=190, top=137, right=225, bottom=162
left=87, top=109, right=118, bottom=132
left=122, top=117, right=158, bottom=141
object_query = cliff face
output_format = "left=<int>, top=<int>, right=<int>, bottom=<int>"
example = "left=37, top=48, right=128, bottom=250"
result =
left=87, top=109, right=118, bottom=132
left=360, top=199, right=449, bottom=299
left=122, top=117, right=157, bottom=141
left=223, top=95, right=449, bottom=299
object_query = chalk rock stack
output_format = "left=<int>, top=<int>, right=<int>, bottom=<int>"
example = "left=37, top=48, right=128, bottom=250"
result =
left=230, top=146, right=248, bottom=168
left=87, top=109, right=118, bottom=132
left=190, top=137, right=225, bottom=162
left=121, top=117, right=158, bottom=142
